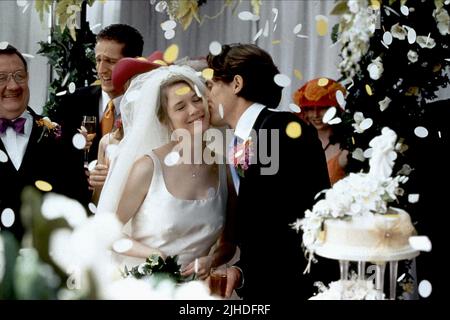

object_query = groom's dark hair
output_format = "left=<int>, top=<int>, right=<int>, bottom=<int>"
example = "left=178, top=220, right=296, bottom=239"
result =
left=0, top=45, right=28, bottom=71
left=207, top=43, right=282, bottom=109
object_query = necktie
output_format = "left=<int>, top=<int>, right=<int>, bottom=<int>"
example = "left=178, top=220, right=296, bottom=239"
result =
left=101, top=100, right=115, bottom=136
left=0, top=117, right=26, bottom=134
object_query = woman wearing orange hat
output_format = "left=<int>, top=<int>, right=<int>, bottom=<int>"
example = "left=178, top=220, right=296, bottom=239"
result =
left=293, top=78, right=348, bottom=185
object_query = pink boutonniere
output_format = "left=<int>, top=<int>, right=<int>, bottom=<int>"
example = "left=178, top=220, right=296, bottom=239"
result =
left=229, top=138, right=254, bottom=177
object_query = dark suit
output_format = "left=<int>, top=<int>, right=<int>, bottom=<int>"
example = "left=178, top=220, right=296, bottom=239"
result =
left=51, top=85, right=102, bottom=162
left=234, top=108, right=333, bottom=300
left=0, top=108, right=89, bottom=241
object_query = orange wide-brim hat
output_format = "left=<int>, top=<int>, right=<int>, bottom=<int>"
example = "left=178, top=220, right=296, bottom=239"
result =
left=293, top=77, right=346, bottom=109
left=112, top=51, right=167, bottom=92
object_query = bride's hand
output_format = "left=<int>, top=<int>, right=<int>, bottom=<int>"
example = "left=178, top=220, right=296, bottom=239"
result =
left=181, top=256, right=212, bottom=280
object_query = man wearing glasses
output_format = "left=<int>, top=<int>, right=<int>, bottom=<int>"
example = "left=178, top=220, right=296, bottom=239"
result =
left=0, top=44, right=88, bottom=242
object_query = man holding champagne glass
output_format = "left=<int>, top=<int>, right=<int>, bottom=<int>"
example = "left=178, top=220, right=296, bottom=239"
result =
left=53, top=24, right=144, bottom=200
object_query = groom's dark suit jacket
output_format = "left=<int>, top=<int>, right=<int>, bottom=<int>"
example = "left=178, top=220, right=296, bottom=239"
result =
left=234, top=108, right=334, bottom=300
left=0, top=108, right=89, bottom=241
left=51, top=85, right=103, bottom=163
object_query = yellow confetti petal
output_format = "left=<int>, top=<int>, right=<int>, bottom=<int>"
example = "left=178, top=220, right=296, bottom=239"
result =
left=153, top=59, right=168, bottom=66
left=272, top=40, right=281, bottom=45
left=315, top=16, right=328, bottom=36
left=202, top=68, right=214, bottom=80
left=370, top=0, right=381, bottom=10
left=286, top=121, right=302, bottom=139
left=175, top=86, right=191, bottom=96
left=163, top=44, right=179, bottom=64
left=318, top=78, right=329, bottom=87
left=137, top=57, right=148, bottom=62
left=365, top=84, right=373, bottom=96
left=35, top=180, right=53, bottom=192
left=351, top=136, right=355, bottom=145
left=294, top=69, right=303, bottom=80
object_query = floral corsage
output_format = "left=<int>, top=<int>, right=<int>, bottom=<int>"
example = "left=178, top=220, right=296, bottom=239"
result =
left=229, top=138, right=254, bottom=177
left=36, top=117, right=62, bottom=142
left=124, top=254, right=182, bottom=283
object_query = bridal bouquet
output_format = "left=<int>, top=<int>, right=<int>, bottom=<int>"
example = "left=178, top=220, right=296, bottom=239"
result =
left=124, top=254, right=183, bottom=283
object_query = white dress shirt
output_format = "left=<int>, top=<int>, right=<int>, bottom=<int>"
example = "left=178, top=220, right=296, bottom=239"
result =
left=229, top=103, right=266, bottom=194
left=0, top=110, right=33, bottom=170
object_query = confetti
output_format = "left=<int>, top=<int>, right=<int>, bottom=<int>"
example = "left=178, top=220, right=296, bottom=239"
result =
left=407, top=27, right=417, bottom=44
left=335, top=90, right=346, bottom=109
left=294, top=69, right=303, bottom=80
left=155, top=1, right=167, bottom=13
left=328, top=117, right=342, bottom=125
left=382, top=31, right=393, bottom=45
left=418, top=280, right=432, bottom=298
left=112, top=239, right=133, bottom=253
left=22, top=53, right=34, bottom=59
left=408, top=194, right=420, bottom=203
left=263, top=20, right=269, bottom=37
left=56, top=90, right=67, bottom=97
left=72, top=133, right=87, bottom=150
left=0, top=41, right=9, bottom=50
left=370, top=0, right=381, bottom=10
left=352, top=148, right=365, bottom=162
left=397, top=273, right=406, bottom=282
left=322, top=107, right=336, bottom=124
left=414, top=126, right=428, bottom=138
left=365, top=84, right=373, bottom=96
left=161, top=19, right=176, bottom=31
left=286, top=121, right=302, bottom=139
left=363, top=148, right=373, bottom=158
left=400, top=5, right=409, bottom=16
left=272, top=40, right=281, bottom=45
left=1, top=208, right=15, bottom=227
left=61, top=73, right=70, bottom=87
left=16, top=0, right=27, bottom=7
left=274, top=74, right=291, bottom=87
left=360, top=118, right=373, bottom=130
left=209, top=41, right=222, bottom=56
left=164, top=151, right=180, bottom=166
left=164, top=30, right=175, bottom=40
left=163, top=44, right=179, bottom=64
left=238, top=11, right=259, bottom=21
left=289, top=103, right=301, bottom=113
left=88, top=202, right=97, bottom=214
left=68, top=82, right=76, bottom=94
left=35, top=180, right=53, bottom=192
left=218, top=103, right=224, bottom=119
left=0, top=150, right=8, bottom=163
left=253, top=28, right=263, bottom=42
left=318, top=78, right=329, bottom=87
left=293, top=23, right=302, bottom=34
left=409, top=236, right=431, bottom=252
left=88, top=160, right=97, bottom=172
left=201, top=68, right=214, bottom=80
left=175, top=86, right=191, bottom=96
left=315, top=15, right=328, bottom=36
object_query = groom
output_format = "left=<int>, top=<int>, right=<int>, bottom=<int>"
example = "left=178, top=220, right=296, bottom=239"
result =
left=206, top=44, right=331, bottom=300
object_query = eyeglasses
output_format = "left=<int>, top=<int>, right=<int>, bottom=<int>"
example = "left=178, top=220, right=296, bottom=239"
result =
left=0, top=70, right=28, bottom=85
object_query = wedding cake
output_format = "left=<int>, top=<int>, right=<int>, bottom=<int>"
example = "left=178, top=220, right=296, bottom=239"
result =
left=292, top=127, right=421, bottom=299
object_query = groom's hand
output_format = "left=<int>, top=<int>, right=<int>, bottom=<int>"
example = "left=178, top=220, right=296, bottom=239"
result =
left=225, top=266, right=242, bottom=298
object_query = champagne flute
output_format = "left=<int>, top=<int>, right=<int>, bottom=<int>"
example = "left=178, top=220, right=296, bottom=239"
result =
left=81, top=115, right=97, bottom=167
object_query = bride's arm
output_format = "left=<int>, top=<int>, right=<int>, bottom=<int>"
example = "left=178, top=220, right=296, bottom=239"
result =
left=115, top=156, right=165, bottom=259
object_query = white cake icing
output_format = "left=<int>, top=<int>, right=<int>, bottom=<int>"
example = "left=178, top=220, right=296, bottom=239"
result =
left=309, top=279, right=384, bottom=300
left=313, top=207, right=419, bottom=262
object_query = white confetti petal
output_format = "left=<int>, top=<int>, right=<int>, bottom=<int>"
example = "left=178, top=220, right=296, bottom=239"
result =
left=407, top=28, right=416, bottom=44
left=56, top=90, right=67, bottom=97
left=352, top=148, right=365, bottom=162
left=16, top=0, right=27, bottom=7
left=164, top=151, right=180, bottom=166
left=383, top=31, right=393, bottom=45
left=161, top=19, right=176, bottom=31
left=112, top=239, right=133, bottom=253
left=414, top=126, right=428, bottom=138
left=88, top=160, right=97, bottom=172
left=397, top=273, right=406, bottom=282
left=0, top=42, right=9, bottom=50
left=1, top=208, right=15, bottom=228
left=0, top=150, right=8, bottom=163
left=289, top=103, right=301, bottom=113
left=68, top=82, right=76, bottom=94
left=408, top=193, right=420, bottom=203
left=335, top=90, right=346, bottom=109
left=209, top=41, right=222, bottom=56
left=22, top=53, right=34, bottom=59
left=400, top=5, right=409, bottom=16
left=155, top=1, right=167, bottom=13
left=238, top=11, right=258, bottom=21
left=293, top=23, right=302, bottom=34
left=72, top=133, right=86, bottom=150
left=409, top=236, right=431, bottom=252
left=253, top=28, right=263, bottom=42
left=363, top=148, right=373, bottom=158
left=328, top=117, right=342, bottom=125
left=61, top=73, right=70, bottom=87
left=164, top=29, right=175, bottom=40
left=263, top=20, right=269, bottom=37
left=88, top=202, right=97, bottom=214
left=322, top=107, right=336, bottom=124
left=274, top=74, right=291, bottom=87
left=90, top=23, right=102, bottom=32
left=218, top=103, right=224, bottom=119
left=418, top=280, right=432, bottom=298
left=360, top=118, right=373, bottom=131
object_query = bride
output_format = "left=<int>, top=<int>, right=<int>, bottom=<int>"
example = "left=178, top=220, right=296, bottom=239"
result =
left=97, top=64, right=236, bottom=280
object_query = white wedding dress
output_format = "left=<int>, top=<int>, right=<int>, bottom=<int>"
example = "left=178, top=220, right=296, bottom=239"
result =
left=116, top=151, right=228, bottom=269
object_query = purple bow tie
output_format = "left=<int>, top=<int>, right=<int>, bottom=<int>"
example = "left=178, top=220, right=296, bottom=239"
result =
left=0, top=117, right=26, bottom=134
